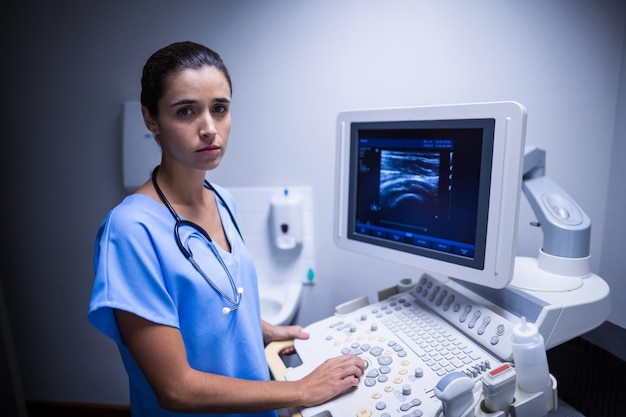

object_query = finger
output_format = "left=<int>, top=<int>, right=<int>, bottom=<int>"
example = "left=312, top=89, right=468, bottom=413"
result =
left=342, top=374, right=360, bottom=387
left=341, top=356, right=366, bottom=380
left=343, top=354, right=367, bottom=372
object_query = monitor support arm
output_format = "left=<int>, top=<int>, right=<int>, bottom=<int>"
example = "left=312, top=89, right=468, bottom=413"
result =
left=505, top=149, right=609, bottom=344
left=520, top=146, right=591, bottom=277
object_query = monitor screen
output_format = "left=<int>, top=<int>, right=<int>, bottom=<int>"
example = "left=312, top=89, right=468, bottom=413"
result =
left=334, top=102, right=527, bottom=289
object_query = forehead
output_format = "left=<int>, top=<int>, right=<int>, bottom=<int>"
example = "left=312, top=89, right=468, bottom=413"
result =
left=162, top=66, right=231, bottom=101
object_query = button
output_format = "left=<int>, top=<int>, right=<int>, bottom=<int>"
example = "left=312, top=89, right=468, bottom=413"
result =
left=366, top=369, right=380, bottom=378
left=444, top=295, right=455, bottom=311
left=378, top=356, right=393, bottom=366
left=468, top=310, right=481, bottom=329
left=429, top=286, right=440, bottom=302
left=364, top=378, right=377, bottom=387
left=402, top=384, right=412, bottom=395
left=477, top=317, right=491, bottom=335
left=400, top=398, right=422, bottom=411
left=459, top=305, right=472, bottom=323
left=356, top=407, right=372, bottom=417
left=437, top=290, right=447, bottom=306
left=369, top=346, right=384, bottom=357
left=414, top=367, right=424, bottom=378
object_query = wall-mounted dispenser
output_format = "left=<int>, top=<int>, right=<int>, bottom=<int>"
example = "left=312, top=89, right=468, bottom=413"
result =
left=227, top=185, right=315, bottom=325
left=270, top=189, right=303, bottom=250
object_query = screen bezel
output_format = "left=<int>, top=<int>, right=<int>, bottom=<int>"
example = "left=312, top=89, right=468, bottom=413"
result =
left=334, top=102, right=527, bottom=289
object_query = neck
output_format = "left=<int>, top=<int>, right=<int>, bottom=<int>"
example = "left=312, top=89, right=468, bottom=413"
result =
left=152, top=165, right=209, bottom=207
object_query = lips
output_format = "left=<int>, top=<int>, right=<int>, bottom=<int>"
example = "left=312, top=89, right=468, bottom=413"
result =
left=198, top=145, right=220, bottom=155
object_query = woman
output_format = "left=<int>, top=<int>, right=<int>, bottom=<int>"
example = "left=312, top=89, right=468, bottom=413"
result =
left=88, top=41, right=365, bottom=417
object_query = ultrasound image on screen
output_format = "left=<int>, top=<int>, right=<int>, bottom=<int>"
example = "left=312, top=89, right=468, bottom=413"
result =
left=379, top=150, right=440, bottom=232
left=350, top=121, right=491, bottom=264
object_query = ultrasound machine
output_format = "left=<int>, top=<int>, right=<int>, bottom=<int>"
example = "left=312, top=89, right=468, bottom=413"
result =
left=265, top=102, right=611, bottom=417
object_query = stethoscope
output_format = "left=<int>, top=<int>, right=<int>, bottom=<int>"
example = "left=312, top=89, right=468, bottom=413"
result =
left=151, top=166, right=244, bottom=314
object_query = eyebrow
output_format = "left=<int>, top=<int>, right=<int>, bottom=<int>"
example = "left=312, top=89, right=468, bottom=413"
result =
left=169, top=97, right=231, bottom=107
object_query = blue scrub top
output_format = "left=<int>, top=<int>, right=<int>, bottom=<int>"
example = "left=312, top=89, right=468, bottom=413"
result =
left=88, top=186, right=278, bottom=417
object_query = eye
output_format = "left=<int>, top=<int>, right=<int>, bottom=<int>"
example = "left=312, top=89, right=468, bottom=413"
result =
left=177, top=107, right=194, bottom=116
left=213, top=103, right=229, bottom=115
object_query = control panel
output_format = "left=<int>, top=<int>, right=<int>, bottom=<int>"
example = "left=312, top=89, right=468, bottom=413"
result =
left=285, top=276, right=505, bottom=417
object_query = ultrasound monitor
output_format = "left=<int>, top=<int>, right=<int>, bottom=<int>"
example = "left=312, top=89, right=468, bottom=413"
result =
left=334, top=102, right=527, bottom=289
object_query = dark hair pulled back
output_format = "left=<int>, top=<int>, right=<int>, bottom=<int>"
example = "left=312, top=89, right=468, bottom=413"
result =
left=140, top=41, right=232, bottom=116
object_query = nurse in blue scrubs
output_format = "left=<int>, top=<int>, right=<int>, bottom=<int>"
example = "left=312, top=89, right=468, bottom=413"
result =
left=88, top=41, right=365, bottom=417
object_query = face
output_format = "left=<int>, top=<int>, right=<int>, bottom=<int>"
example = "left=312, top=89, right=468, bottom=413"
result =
left=143, top=66, right=232, bottom=172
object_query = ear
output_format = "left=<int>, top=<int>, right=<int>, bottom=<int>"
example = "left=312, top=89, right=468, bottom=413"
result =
left=141, top=105, right=159, bottom=135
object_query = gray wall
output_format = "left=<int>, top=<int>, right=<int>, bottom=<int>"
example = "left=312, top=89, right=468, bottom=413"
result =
left=1, top=0, right=624, bottom=406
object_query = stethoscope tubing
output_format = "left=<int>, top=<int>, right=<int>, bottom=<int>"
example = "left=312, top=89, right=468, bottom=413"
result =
left=151, top=166, right=243, bottom=313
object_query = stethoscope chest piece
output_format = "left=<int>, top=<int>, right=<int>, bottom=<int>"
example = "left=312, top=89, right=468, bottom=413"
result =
left=222, top=287, right=244, bottom=315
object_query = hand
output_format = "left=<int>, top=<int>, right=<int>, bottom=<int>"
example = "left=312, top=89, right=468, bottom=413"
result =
left=296, top=354, right=367, bottom=407
left=262, top=321, right=310, bottom=345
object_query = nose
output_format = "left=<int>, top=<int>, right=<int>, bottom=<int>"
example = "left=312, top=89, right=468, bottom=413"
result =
left=199, top=111, right=217, bottom=138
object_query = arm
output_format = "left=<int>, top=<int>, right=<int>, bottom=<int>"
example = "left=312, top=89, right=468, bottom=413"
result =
left=115, top=310, right=365, bottom=414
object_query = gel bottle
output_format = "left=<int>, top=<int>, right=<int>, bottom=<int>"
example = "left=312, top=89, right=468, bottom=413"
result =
left=510, top=317, right=552, bottom=410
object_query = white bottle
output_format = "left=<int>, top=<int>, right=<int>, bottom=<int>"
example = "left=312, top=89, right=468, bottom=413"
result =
left=510, top=317, right=552, bottom=409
